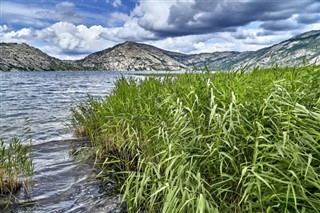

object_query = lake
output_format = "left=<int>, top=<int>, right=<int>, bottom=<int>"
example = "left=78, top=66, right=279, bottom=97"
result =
left=0, top=71, right=124, bottom=143
left=0, top=70, right=178, bottom=212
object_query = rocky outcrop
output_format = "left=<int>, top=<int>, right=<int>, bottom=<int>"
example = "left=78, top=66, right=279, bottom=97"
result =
left=79, top=41, right=187, bottom=71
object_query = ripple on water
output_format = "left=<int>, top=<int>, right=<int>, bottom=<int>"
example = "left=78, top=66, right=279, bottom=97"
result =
left=0, top=71, right=131, bottom=212
left=1, top=139, right=123, bottom=213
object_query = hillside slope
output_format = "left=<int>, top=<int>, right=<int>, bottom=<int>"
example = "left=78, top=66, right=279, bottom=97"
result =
left=0, top=43, right=80, bottom=71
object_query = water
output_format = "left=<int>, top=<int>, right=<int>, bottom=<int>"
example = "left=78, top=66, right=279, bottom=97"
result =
left=0, top=71, right=122, bottom=143
left=0, top=71, right=157, bottom=212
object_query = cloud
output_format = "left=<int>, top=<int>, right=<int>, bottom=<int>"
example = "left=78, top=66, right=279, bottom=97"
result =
left=35, top=1, right=82, bottom=23
left=1, top=0, right=319, bottom=60
left=0, top=25, right=9, bottom=33
left=106, top=0, right=122, bottom=8
left=1, top=1, right=51, bottom=28
left=107, top=12, right=131, bottom=26
left=134, top=0, right=320, bottom=37
left=1, top=1, right=108, bottom=29
left=260, top=18, right=301, bottom=31
left=296, top=13, right=320, bottom=24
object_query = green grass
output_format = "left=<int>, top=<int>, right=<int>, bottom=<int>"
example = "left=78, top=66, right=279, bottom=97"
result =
left=0, top=137, right=33, bottom=196
left=71, top=65, right=320, bottom=212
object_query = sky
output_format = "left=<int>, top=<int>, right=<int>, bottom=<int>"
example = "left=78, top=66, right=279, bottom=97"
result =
left=1, top=0, right=320, bottom=60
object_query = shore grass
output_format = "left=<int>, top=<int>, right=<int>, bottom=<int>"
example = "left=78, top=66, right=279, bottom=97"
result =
left=71, top=65, right=320, bottom=212
left=0, top=137, right=33, bottom=196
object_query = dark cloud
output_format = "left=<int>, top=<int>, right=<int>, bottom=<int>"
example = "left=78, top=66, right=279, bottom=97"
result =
left=296, top=13, right=320, bottom=24
left=260, top=19, right=301, bottom=31
left=256, top=30, right=279, bottom=37
left=138, top=0, right=320, bottom=37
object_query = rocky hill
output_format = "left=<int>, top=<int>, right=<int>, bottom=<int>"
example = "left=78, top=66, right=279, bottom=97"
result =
left=0, top=43, right=81, bottom=71
left=79, top=41, right=187, bottom=71
left=231, top=30, right=320, bottom=69
left=1, top=30, right=319, bottom=71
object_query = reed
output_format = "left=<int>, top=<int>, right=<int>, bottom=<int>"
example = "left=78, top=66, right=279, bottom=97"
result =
left=0, top=137, right=33, bottom=196
left=72, top=65, right=320, bottom=212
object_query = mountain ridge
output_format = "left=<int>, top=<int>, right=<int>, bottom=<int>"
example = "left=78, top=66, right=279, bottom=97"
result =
left=0, top=30, right=319, bottom=71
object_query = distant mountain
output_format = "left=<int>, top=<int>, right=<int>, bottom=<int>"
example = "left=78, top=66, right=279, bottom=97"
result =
left=0, top=43, right=81, bottom=71
left=79, top=41, right=187, bottom=71
left=161, top=30, right=319, bottom=69
left=162, top=50, right=244, bottom=69
left=0, top=30, right=319, bottom=71
left=231, top=30, right=320, bottom=69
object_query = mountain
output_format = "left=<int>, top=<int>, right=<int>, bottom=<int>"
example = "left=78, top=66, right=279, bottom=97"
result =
left=77, top=29, right=320, bottom=70
left=162, top=30, right=320, bottom=69
left=79, top=41, right=187, bottom=71
left=0, top=43, right=81, bottom=71
left=231, top=30, right=320, bottom=69
left=0, top=30, right=319, bottom=71
left=162, top=51, right=244, bottom=69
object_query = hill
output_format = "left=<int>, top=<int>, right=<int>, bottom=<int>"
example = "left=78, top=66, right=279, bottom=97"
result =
left=79, top=41, right=187, bottom=71
left=0, top=43, right=80, bottom=71
left=1, top=30, right=319, bottom=71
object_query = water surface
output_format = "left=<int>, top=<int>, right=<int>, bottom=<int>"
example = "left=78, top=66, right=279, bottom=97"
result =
left=0, top=70, right=154, bottom=212
left=0, top=71, right=122, bottom=143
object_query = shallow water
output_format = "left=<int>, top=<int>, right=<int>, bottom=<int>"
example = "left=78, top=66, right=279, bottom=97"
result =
left=1, top=139, right=122, bottom=213
left=0, top=71, right=154, bottom=212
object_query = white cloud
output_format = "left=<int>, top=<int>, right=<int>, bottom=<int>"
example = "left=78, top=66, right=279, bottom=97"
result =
left=107, top=12, right=131, bottom=26
left=133, top=0, right=175, bottom=31
left=106, top=0, right=122, bottom=8
left=0, top=25, right=9, bottom=33
left=112, top=0, right=122, bottom=7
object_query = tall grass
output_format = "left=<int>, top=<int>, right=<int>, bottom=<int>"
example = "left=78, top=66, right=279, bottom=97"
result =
left=0, top=137, right=33, bottom=196
left=71, top=65, right=320, bottom=212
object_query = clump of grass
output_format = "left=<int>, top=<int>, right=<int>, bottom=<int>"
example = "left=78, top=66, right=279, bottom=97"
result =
left=0, top=137, right=33, bottom=196
left=71, top=65, right=320, bottom=212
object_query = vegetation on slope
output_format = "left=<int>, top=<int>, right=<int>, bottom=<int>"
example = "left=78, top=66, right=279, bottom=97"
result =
left=71, top=65, right=320, bottom=212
